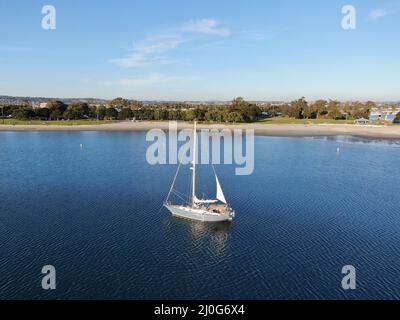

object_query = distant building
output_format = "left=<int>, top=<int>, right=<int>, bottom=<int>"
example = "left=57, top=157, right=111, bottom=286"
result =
left=369, top=107, right=400, bottom=121
left=39, top=102, right=48, bottom=109
left=355, top=118, right=369, bottom=124
left=31, top=102, right=41, bottom=109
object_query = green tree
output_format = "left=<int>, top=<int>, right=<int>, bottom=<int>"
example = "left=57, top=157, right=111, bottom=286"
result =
left=327, top=100, right=344, bottom=120
left=204, top=111, right=213, bottom=122
left=110, top=97, right=130, bottom=108
left=47, top=100, right=67, bottom=112
left=50, top=109, right=63, bottom=120
left=394, top=112, right=400, bottom=124
left=226, top=111, right=244, bottom=123
left=96, top=105, right=107, bottom=120
left=289, top=97, right=308, bottom=119
left=229, top=97, right=261, bottom=122
left=184, top=109, right=197, bottom=121
left=351, top=102, right=369, bottom=119
left=231, top=97, right=247, bottom=109
left=12, top=108, right=34, bottom=120
left=45, top=100, right=67, bottom=120
left=105, top=107, right=118, bottom=120
left=119, top=107, right=133, bottom=120
left=35, top=108, right=51, bottom=120
left=312, top=100, right=328, bottom=118
left=63, top=103, right=90, bottom=120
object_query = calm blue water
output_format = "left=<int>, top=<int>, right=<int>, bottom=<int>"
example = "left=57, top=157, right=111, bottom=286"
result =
left=0, top=132, right=400, bottom=300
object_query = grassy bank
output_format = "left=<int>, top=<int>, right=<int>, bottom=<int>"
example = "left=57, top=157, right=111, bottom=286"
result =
left=0, top=117, right=395, bottom=126
left=257, top=117, right=392, bottom=125
left=0, top=119, right=114, bottom=126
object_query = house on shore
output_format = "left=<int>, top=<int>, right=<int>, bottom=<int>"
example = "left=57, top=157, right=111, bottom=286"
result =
left=369, top=107, right=400, bottom=121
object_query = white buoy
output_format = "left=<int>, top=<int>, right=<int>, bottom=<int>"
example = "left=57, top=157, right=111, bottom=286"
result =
left=80, top=144, right=84, bottom=150
left=336, top=147, right=340, bottom=153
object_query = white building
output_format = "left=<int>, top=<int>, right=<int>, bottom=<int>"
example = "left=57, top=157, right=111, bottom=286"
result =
left=369, top=107, right=400, bottom=121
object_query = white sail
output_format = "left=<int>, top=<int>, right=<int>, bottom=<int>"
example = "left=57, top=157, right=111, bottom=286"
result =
left=215, top=174, right=227, bottom=204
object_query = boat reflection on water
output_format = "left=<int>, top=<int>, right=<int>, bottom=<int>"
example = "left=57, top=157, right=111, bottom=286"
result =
left=165, top=216, right=232, bottom=259
left=313, top=135, right=400, bottom=146
left=168, top=215, right=232, bottom=235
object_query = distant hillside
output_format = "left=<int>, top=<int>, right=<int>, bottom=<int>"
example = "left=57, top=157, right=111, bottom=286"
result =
left=0, top=95, right=110, bottom=106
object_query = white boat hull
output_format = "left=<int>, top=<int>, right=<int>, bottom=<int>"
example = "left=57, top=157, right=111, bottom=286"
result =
left=165, top=204, right=233, bottom=222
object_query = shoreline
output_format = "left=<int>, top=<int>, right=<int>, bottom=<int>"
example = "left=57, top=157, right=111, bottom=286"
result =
left=1, top=121, right=400, bottom=139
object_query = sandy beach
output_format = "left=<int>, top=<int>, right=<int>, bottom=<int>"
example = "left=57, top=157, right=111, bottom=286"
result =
left=1, top=121, right=400, bottom=139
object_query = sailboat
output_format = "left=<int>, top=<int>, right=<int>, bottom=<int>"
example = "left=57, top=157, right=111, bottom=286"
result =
left=164, top=121, right=235, bottom=222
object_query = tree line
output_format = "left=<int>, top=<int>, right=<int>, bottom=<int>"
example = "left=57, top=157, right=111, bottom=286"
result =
left=1, top=96, right=400, bottom=123
left=264, top=97, right=377, bottom=120
left=0, top=97, right=262, bottom=123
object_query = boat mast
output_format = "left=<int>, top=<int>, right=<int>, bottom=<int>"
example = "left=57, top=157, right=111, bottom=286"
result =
left=165, top=163, right=181, bottom=204
left=191, top=121, right=197, bottom=207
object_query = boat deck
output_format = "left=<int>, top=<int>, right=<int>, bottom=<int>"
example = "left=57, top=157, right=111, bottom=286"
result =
left=206, top=204, right=230, bottom=215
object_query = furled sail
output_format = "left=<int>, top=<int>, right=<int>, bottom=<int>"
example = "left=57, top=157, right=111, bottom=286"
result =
left=215, top=174, right=227, bottom=204
left=194, top=196, right=218, bottom=204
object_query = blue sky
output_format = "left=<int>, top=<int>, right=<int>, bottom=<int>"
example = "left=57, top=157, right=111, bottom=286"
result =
left=0, top=0, right=399, bottom=101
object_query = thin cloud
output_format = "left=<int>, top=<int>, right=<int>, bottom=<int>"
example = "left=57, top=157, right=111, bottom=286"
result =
left=183, top=19, right=231, bottom=37
left=368, top=9, right=392, bottom=20
left=110, top=18, right=231, bottom=69
left=110, top=35, right=184, bottom=68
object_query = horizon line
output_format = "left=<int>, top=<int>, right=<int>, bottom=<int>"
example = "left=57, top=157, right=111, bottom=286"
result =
left=1, top=94, right=400, bottom=104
